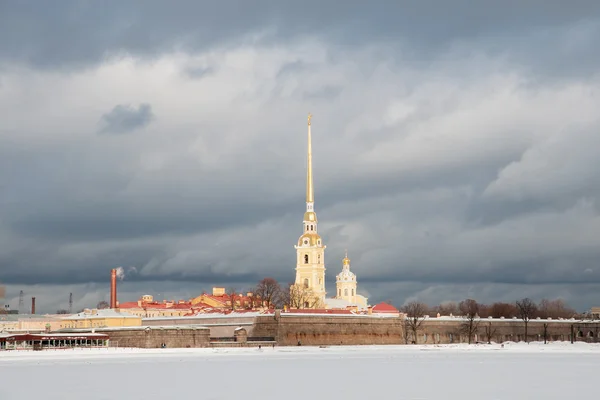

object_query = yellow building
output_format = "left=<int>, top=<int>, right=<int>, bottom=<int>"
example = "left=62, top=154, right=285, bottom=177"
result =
left=59, top=308, right=141, bottom=330
left=0, top=314, right=63, bottom=333
left=293, top=113, right=326, bottom=307
left=291, top=114, right=369, bottom=310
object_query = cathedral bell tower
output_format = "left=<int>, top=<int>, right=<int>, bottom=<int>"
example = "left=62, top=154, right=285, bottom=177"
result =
left=294, top=113, right=326, bottom=307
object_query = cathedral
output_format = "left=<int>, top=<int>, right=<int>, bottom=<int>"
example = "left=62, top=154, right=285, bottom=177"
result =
left=293, top=114, right=368, bottom=310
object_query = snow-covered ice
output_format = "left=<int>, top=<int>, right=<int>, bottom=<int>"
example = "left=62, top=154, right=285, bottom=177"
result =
left=1, top=342, right=599, bottom=399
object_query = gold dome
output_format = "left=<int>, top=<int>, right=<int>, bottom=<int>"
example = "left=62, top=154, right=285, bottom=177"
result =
left=303, top=211, right=317, bottom=222
left=298, top=232, right=322, bottom=247
left=342, top=250, right=350, bottom=266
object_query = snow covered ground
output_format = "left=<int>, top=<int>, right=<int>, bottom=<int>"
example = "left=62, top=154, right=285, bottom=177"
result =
left=1, top=342, right=599, bottom=399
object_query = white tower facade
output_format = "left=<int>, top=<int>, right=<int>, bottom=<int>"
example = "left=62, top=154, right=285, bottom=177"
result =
left=336, top=253, right=358, bottom=304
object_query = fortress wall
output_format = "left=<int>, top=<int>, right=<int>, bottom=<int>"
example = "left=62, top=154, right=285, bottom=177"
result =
left=411, top=318, right=600, bottom=344
left=252, top=313, right=404, bottom=346
left=93, top=315, right=600, bottom=348
left=101, top=327, right=211, bottom=348
left=252, top=313, right=600, bottom=346
left=142, top=316, right=257, bottom=337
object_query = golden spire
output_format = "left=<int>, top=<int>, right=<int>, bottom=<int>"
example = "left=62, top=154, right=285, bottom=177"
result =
left=306, top=113, right=314, bottom=204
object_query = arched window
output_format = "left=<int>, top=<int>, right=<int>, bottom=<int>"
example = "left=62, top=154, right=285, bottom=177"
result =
left=317, top=254, right=321, bottom=263
left=304, top=254, right=309, bottom=264
left=344, top=289, right=348, bottom=296
left=303, top=278, right=309, bottom=288
left=352, top=289, right=354, bottom=296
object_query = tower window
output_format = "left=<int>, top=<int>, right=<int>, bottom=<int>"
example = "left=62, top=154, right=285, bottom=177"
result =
left=344, top=289, right=348, bottom=296
left=352, top=289, right=354, bottom=296
left=317, top=254, right=321, bottom=263
left=310, top=225, right=313, bottom=231
left=304, top=254, right=309, bottom=264
left=303, top=278, right=309, bottom=289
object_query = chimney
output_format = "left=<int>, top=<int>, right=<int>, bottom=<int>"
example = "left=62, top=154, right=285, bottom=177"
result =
left=110, top=268, right=118, bottom=309
left=31, top=297, right=36, bottom=314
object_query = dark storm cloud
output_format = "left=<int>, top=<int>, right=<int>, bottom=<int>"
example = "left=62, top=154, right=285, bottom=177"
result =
left=98, top=103, right=154, bottom=134
left=1, top=0, right=599, bottom=74
left=1, top=0, right=600, bottom=313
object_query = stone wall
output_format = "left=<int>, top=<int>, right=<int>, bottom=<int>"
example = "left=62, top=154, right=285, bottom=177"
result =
left=253, top=313, right=404, bottom=346
left=409, top=318, right=600, bottom=344
left=101, top=326, right=211, bottom=348
left=142, top=316, right=256, bottom=337
left=65, top=315, right=600, bottom=348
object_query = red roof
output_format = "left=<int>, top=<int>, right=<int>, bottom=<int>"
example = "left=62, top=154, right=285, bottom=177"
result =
left=372, top=302, right=399, bottom=313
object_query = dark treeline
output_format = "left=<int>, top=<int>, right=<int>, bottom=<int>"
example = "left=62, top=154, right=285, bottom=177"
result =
left=404, top=297, right=578, bottom=320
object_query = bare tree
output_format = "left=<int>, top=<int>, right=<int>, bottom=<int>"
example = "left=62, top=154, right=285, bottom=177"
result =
left=288, top=284, right=320, bottom=309
left=489, top=302, right=518, bottom=318
left=402, top=318, right=412, bottom=344
left=226, top=288, right=238, bottom=311
left=538, top=298, right=576, bottom=319
left=97, top=301, right=110, bottom=310
left=459, top=299, right=480, bottom=344
left=516, top=298, right=538, bottom=343
left=432, top=301, right=459, bottom=316
left=401, top=301, right=428, bottom=344
left=254, top=278, right=282, bottom=309
left=483, top=322, right=497, bottom=344
left=542, top=323, right=549, bottom=344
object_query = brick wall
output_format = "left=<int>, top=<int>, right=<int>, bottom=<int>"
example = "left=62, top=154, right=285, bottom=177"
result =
left=253, top=313, right=404, bottom=346
left=142, top=316, right=256, bottom=336
left=407, top=318, right=600, bottom=344
left=103, top=327, right=210, bottom=348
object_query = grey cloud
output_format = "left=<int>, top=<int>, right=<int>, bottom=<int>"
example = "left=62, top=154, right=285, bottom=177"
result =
left=2, top=0, right=600, bottom=80
left=98, top=103, right=154, bottom=134
left=184, top=66, right=215, bottom=79
left=2, top=4, right=600, bottom=313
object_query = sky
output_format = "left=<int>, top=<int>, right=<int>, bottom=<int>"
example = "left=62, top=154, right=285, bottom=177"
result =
left=1, top=1, right=600, bottom=314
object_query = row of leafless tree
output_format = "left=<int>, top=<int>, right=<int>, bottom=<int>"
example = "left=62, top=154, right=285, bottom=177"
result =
left=402, top=297, right=575, bottom=344
left=422, top=298, right=577, bottom=319
left=225, top=278, right=322, bottom=311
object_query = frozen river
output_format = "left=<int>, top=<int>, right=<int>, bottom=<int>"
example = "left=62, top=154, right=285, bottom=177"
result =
left=1, top=342, right=598, bottom=400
